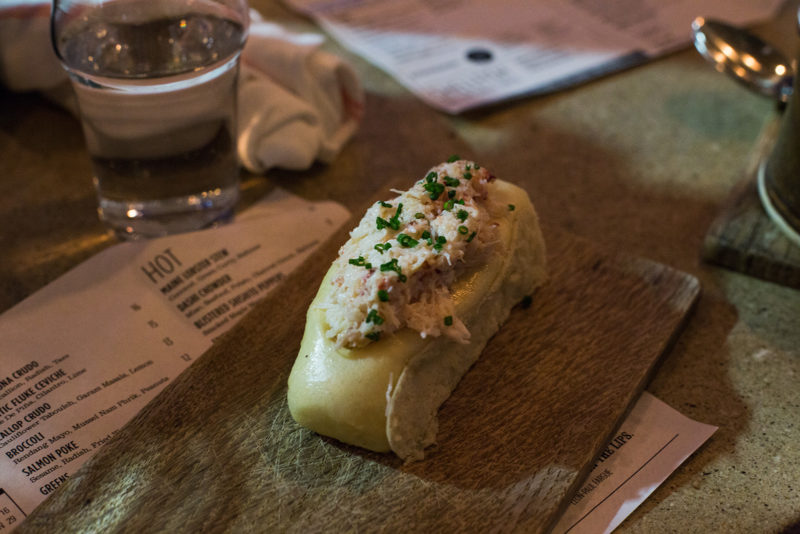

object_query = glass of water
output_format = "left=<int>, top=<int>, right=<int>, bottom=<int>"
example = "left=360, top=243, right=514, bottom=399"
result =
left=51, top=0, right=249, bottom=239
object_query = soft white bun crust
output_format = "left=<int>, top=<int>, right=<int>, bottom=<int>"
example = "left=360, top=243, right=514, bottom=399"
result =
left=287, top=179, right=546, bottom=460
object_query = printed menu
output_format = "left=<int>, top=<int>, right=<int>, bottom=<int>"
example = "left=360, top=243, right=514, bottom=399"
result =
left=284, top=0, right=784, bottom=113
left=0, top=190, right=350, bottom=523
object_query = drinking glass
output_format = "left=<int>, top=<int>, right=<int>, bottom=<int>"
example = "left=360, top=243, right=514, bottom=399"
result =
left=760, top=34, right=800, bottom=248
left=51, top=0, right=249, bottom=239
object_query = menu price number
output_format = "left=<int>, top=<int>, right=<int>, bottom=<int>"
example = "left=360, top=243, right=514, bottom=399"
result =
left=0, top=509, right=17, bottom=530
left=146, top=319, right=176, bottom=349
left=131, top=304, right=192, bottom=364
left=0, top=489, right=25, bottom=530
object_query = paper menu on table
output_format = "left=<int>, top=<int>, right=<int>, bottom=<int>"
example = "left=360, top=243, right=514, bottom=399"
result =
left=0, top=190, right=350, bottom=522
left=284, top=0, right=784, bottom=113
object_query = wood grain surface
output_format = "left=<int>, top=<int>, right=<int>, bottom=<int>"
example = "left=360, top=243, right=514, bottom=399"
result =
left=703, top=178, right=800, bottom=289
left=703, top=176, right=800, bottom=289
left=702, top=116, right=800, bottom=289
left=17, top=222, right=700, bottom=534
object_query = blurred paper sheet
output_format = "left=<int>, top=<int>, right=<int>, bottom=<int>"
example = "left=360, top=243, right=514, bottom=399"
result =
left=284, top=0, right=784, bottom=113
left=551, top=392, right=717, bottom=534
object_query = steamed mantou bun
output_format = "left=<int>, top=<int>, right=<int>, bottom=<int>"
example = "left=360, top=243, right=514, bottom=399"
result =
left=287, top=160, right=546, bottom=461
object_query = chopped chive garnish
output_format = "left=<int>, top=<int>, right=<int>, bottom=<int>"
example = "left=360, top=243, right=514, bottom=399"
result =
left=465, top=164, right=471, bottom=170
left=508, top=204, right=516, bottom=211
left=414, top=212, right=425, bottom=219
left=397, top=233, right=419, bottom=248
left=443, top=199, right=454, bottom=211
left=467, top=231, right=477, bottom=243
left=447, top=154, right=460, bottom=163
left=458, top=225, right=468, bottom=235
left=444, top=176, right=460, bottom=187
left=455, top=199, right=465, bottom=205
left=378, top=289, right=389, bottom=302
left=377, top=203, right=403, bottom=230
left=380, top=258, right=398, bottom=271
left=447, top=190, right=456, bottom=199
left=374, top=242, right=392, bottom=254
left=425, top=171, right=437, bottom=183
left=457, top=209, right=468, bottom=222
left=474, top=164, right=480, bottom=169
left=366, top=309, right=384, bottom=325
left=378, top=200, right=392, bottom=208
left=444, top=315, right=453, bottom=326
left=423, top=181, right=445, bottom=200
left=380, top=258, right=406, bottom=282
left=390, top=203, right=403, bottom=228
left=421, top=230, right=431, bottom=239
left=433, top=235, right=447, bottom=251
left=366, top=331, right=381, bottom=341
left=349, top=256, right=371, bottom=268
left=463, top=172, right=472, bottom=180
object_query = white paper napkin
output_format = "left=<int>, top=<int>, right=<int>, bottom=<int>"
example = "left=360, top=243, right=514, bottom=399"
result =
left=0, top=4, right=364, bottom=173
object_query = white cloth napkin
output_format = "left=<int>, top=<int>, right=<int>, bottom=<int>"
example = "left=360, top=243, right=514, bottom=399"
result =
left=238, top=10, right=363, bottom=172
left=0, top=5, right=364, bottom=173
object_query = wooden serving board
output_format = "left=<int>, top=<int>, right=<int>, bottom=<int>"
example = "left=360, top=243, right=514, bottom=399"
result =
left=18, top=224, right=700, bottom=534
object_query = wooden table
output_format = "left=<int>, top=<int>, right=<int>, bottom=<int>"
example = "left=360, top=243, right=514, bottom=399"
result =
left=2, top=1, right=799, bottom=532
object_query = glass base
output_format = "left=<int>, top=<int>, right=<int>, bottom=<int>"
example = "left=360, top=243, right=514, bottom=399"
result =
left=757, top=160, right=800, bottom=248
left=98, top=185, right=239, bottom=240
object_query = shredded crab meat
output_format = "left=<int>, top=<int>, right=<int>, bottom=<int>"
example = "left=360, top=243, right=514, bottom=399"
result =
left=322, top=159, right=502, bottom=348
